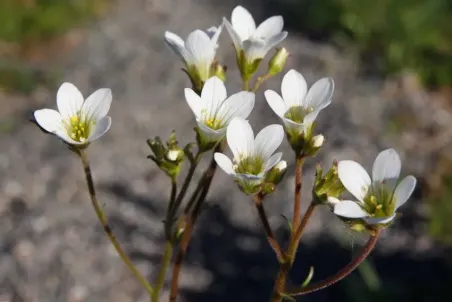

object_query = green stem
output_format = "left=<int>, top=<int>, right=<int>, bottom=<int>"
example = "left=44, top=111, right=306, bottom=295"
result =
left=78, top=149, right=154, bottom=298
left=151, top=241, right=173, bottom=302
left=243, top=79, right=249, bottom=91
left=287, top=229, right=381, bottom=296
left=252, top=73, right=273, bottom=92
left=165, top=179, right=178, bottom=239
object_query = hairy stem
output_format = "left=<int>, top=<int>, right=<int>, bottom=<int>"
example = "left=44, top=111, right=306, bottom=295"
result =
left=78, top=149, right=154, bottom=299
left=253, top=193, right=286, bottom=263
left=169, top=146, right=221, bottom=301
left=151, top=241, right=173, bottom=302
left=288, top=204, right=317, bottom=262
left=292, top=157, right=304, bottom=232
left=287, top=229, right=381, bottom=296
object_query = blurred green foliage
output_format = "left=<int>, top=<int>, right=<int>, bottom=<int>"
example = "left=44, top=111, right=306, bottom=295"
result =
left=429, top=175, right=452, bottom=245
left=0, top=0, right=105, bottom=44
left=283, top=0, right=452, bottom=88
left=0, top=0, right=107, bottom=94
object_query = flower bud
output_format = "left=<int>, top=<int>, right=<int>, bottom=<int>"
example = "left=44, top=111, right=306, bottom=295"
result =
left=147, top=131, right=185, bottom=179
left=312, top=161, right=345, bottom=205
left=212, top=63, right=227, bottom=82
left=262, top=161, right=288, bottom=195
left=268, top=48, right=289, bottom=76
left=304, top=134, right=324, bottom=157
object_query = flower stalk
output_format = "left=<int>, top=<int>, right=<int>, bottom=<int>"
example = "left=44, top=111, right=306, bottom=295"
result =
left=77, top=149, right=154, bottom=299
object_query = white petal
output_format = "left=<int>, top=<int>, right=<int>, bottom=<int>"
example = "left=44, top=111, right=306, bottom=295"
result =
left=186, top=30, right=215, bottom=77
left=82, top=88, right=112, bottom=121
left=264, top=90, right=286, bottom=117
left=185, top=88, right=203, bottom=118
left=197, top=121, right=225, bottom=141
left=255, top=16, right=284, bottom=39
left=214, top=152, right=234, bottom=175
left=57, top=82, right=84, bottom=118
left=304, top=77, right=334, bottom=110
left=207, top=24, right=223, bottom=47
left=394, top=175, right=416, bottom=209
left=282, top=117, right=304, bottom=133
left=34, top=109, right=63, bottom=134
left=264, top=152, right=283, bottom=171
left=333, top=200, right=368, bottom=218
left=164, top=31, right=189, bottom=63
left=281, top=69, right=307, bottom=108
left=364, top=215, right=396, bottom=225
left=87, top=116, right=111, bottom=142
left=264, top=31, right=288, bottom=49
left=243, top=38, right=268, bottom=61
left=227, top=118, right=254, bottom=161
left=216, top=91, right=255, bottom=124
left=372, top=149, right=401, bottom=188
left=223, top=18, right=243, bottom=52
left=338, top=160, right=371, bottom=202
left=201, top=76, right=227, bottom=117
left=55, top=130, right=80, bottom=145
left=254, top=124, right=284, bottom=160
left=231, top=5, right=256, bottom=41
left=303, top=110, right=320, bottom=127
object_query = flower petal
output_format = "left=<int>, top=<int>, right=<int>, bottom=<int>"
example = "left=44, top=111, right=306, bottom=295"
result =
left=281, top=69, right=308, bottom=108
left=243, top=38, right=268, bottom=61
left=255, top=16, right=284, bottom=39
left=264, top=152, right=283, bottom=171
left=34, top=109, right=63, bottom=134
left=214, top=152, right=234, bottom=175
left=303, top=110, right=320, bottom=127
left=87, top=116, right=111, bottom=142
left=372, top=148, right=401, bottom=190
left=231, top=5, right=256, bottom=41
left=57, top=82, right=84, bottom=119
left=227, top=117, right=254, bottom=161
left=223, top=18, right=243, bottom=52
left=201, top=76, right=227, bottom=117
left=254, top=124, right=284, bottom=160
left=82, top=88, right=112, bottom=121
left=185, top=88, right=203, bottom=118
left=185, top=30, right=215, bottom=77
left=197, top=121, right=225, bottom=142
left=206, top=24, right=223, bottom=47
left=264, top=90, right=286, bottom=117
left=216, top=91, right=255, bottom=124
left=304, top=77, right=334, bottom=111
left=394, top=175, right=416, bottom=209
left=364, top=215, right=396, bottom=225
left=264, top=31, right=288, bottom=49
left=333, top=200, right=368, bottom=218
left=164, top=31, right=189, bottom=63
left=282, top=117, right=304, bottom=133
left=338, top=160, right=371, bottom=202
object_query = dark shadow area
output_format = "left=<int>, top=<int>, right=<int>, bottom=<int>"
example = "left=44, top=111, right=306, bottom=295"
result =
left=107, top=178, right=452, bottom=302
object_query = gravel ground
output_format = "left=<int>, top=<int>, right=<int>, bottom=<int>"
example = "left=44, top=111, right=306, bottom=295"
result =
left=0, top=0, right=451, bottom=301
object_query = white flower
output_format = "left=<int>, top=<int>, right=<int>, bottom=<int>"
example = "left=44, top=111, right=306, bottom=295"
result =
left=164, top=25, right=223, bottom=82
left=265, top=69, right=334, bottom=135
left=334, top=149, right=417, bottom=225
left=185, top=76, right=255, bottom=142
left=34, top=82, right=112, bottom=145
left=214, top=118, right=284, bottom=191
left=223, top=5, right=287, bottom=63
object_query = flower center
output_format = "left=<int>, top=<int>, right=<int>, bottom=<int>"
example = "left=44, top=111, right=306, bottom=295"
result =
left=64, top=113, right=94, bottom=143
left=362, top=182, right=396, bottom=217
left=284, top=106, right=314, bottom=123
left=201, top=109, right=225, bottom=130
left=233, top=155, right=264, bottom=176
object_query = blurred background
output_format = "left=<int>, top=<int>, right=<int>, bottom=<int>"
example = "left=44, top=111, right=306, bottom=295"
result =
left=0, top=0, right=451, bottom=301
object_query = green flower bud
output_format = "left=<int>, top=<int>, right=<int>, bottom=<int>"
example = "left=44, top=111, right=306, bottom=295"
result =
left=313, top=161, right=345, bottom=205
left=147, top=131, right=185, bottom=179
left=268, top=48, right=289, bottom=76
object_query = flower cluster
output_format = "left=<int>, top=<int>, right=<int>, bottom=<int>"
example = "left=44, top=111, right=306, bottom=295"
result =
left=32, top=4, right=418, bottom=301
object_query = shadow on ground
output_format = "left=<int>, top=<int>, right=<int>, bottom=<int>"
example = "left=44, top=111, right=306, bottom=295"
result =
left=107, top=181, right=452, bottom=302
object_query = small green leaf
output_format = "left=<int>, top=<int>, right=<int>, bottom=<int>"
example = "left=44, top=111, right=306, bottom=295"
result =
left=301, top=266, right=315, bottom=287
